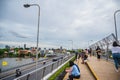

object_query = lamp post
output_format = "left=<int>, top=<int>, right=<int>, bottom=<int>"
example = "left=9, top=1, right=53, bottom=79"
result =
left=24, top=4, right=40, bottom=69
left=114, top=10, right=120, bottom=42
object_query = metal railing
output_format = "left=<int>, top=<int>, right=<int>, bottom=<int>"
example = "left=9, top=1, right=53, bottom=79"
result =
left=14, top=54, right=74, bottom=80
left=89, top=33, right=119, bottom=60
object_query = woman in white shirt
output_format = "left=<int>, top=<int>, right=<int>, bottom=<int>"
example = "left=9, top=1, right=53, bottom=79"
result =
left=111, top=41, right=120, bottom=72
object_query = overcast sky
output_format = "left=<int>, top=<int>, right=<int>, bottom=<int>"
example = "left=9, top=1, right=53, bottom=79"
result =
left=0, top=0, right=120, bottom=49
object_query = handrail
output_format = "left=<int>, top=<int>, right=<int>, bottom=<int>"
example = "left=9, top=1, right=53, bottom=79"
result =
left=14, top=54, right=74, bottom=80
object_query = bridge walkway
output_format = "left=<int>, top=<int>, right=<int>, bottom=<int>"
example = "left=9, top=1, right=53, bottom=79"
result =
left=63, top=56, right=120, bottom=80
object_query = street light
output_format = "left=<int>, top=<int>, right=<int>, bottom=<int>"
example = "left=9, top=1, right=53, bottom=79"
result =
left=114, top=10, right=120, bottom=42
left=23, top=4, right=40, bottom=69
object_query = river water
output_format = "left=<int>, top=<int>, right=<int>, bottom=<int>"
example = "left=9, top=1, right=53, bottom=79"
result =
left=0, top=58, right=45, bottom=72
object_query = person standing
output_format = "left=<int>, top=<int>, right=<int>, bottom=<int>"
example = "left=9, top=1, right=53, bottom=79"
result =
left=96, top=46, right=101, bottom=60
left=84, top=49, right=88, bottom=62
left=111, top=41, right=120, bottom=72
left=89, top=48, right=92, bottom=56
left=81, top=49, right=85, bottom=64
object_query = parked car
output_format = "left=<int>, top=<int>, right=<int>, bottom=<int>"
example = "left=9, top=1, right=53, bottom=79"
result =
left=52, top=58, right=58, bottom=62
left=52, top=56, right=63, bottom=62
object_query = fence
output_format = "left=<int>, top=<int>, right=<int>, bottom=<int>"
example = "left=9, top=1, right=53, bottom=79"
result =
left=89, top=33, right=119, bottom=60
left=14, top=54, right=74, bottom=80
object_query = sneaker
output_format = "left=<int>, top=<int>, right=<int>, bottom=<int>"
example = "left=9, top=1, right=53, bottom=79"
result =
left=115, top=68, right=119, bottom=72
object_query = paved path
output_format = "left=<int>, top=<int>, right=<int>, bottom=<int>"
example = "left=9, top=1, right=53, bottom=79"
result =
left=87, top=56, right=120, bottom=80
left=63, top=56, right=120, bottom=80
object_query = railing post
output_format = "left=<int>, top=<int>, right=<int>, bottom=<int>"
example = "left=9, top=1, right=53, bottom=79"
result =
left=26, top=74, right=30, bottom=80
left=57, top=60, right=59, bottom=67
left=106, top=43, right=109, bottom=61
left=51, top=63, right=54, bottom=72
left=42, top=67, right=46, bottom=79
left=61, top=59, right=62, bottom=65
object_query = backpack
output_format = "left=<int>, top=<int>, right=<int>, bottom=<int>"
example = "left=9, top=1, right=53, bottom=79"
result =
left=74, top=64, right=80, bottom=72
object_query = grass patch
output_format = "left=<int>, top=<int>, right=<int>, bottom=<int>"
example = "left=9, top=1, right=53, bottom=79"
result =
left=48, top=56, right=75, bottom=80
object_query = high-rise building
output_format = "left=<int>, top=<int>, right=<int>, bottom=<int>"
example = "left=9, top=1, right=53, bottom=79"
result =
left=5, top=45, right=10, bottom=49
left=24, top=44, right=26, bottom=49
left=60, top=46, right=62, bottom=53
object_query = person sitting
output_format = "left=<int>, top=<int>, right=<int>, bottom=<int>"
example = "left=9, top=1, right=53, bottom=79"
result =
left=65, top=61, right=80, bottom=80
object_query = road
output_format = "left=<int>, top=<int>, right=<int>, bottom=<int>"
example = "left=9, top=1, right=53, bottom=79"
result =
left=0, top=54, right=67, bottom=80
left=1, top=58, right=52, bottom=80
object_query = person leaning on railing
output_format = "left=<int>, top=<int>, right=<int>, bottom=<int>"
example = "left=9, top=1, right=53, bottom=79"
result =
left=111, top=41, right=120, bottom=72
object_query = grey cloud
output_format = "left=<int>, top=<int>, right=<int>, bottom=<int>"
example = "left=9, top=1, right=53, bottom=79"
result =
left=0, top=0, right=120, bottom=48
left=10, top=31, right=29, bottom=38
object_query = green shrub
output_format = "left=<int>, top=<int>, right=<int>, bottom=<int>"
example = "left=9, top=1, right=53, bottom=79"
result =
left=9, top=52, right=14, bottom=57
left=0, top=49, right=4, bottom=56
left=48, top=56, right=75, bottom=80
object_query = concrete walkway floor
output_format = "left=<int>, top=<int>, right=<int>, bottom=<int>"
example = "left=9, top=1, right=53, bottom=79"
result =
left=63, top=56, right=120, bottom=80
left=87, top=56, right=120, bottom=80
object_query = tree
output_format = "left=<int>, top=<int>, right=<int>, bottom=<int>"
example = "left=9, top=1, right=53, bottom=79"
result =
left=3, top=48, right=9, bottom=52
left=0, top=49, right=4, bottom=56
left=9, top=52, right=14, bottom=57
left=14, top=48, right=19, bottom=52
